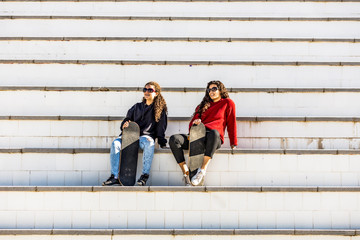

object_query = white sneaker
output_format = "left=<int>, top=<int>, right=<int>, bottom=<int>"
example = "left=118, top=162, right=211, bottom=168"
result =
left=183, top=174, right=191, bottom=186
left=191, top=169, right=205, bottom=186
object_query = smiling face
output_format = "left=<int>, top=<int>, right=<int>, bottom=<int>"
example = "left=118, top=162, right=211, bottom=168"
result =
left=143, top=84, right=157, bottom=103
left=207, top=83, right=221, bottom=102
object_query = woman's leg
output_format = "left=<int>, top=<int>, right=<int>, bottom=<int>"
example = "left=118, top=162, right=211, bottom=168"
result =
left=110, top=137, right=122, bottom=178
left=202, top=129, right=221, bottom=170
left=192, top=129, right=221, bottom=185
left=139, top=135, right=155, bottom=175
left=103, top=137, right=122, bottom=186
left=169, top=134, right=191, bottom=185
left=135, top=135, right=155, bottom=186
left=169, top=134, right=190, bottom=173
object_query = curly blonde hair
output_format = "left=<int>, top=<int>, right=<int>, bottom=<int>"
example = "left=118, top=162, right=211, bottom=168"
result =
left=142, top=81, right=168, bottom=122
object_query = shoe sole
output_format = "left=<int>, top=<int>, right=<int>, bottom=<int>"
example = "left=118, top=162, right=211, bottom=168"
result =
left=191, top=177, right=205, bottom=186
left=102, top=183, right=121, bottom=186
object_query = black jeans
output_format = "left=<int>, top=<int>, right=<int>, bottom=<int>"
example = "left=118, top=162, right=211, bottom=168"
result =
left=169, top=129, right=221, bottom=164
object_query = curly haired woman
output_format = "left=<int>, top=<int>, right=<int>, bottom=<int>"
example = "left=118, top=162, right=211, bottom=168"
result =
left=169, top=80, right=237, bottom=186
left=103, top=82, right=168, bottom=186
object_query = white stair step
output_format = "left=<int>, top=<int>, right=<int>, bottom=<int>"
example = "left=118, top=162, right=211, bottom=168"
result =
left=2, top=118, right=360, bottom=138
left=0, top=41, right=359, bottom=62
left=0, top=186, right=359, bottom=229
left=0, top=64, right=359, bottom=88
left=0, top=90, right=359, bottom=116
left=0, top=229, right=357, bottom=240
left=2, top=135, right=360, bottom=149
left=1, top=150, right=360, bottom=186
left=2, top=19, right=359, bottom=38
left=1, top=2, right=359, bottom=18
left=1, top=118, right=360, bottom=149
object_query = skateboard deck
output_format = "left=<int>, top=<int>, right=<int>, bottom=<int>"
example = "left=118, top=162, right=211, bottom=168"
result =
left=119, top=121, right=140, bottom=186
left=188, top=122, right=206, bottom=185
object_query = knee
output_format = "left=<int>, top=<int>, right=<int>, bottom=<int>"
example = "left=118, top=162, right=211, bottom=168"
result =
left=111, top=139, right=121, bottom=151
left=208, top=129, right=220, bottom=138
left=169, top=135, right=179, bottom=146
left=147, top=137, right=155, bottom=147
left=169, top=135, right=176, bottom=145
left=141, top=136, right=155, bottom=149
left=170, top=134, right=185, bottom=148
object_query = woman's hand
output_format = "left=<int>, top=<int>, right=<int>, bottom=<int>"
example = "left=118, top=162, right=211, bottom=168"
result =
left=122, top=120, right=131, bottom=129
left=193, top=119, right=201, bottom=125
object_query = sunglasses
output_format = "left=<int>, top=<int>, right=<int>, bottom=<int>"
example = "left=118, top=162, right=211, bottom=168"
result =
left=143, top=88, right=156, bottom=93
left=207, top=87, right=219, bottom=93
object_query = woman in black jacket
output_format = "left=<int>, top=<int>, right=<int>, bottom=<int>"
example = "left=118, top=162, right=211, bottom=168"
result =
left=103, top=82, right=168, bottom=186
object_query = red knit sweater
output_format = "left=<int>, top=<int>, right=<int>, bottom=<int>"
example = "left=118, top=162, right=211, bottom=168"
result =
left=189, top=98, right=237, bottom=146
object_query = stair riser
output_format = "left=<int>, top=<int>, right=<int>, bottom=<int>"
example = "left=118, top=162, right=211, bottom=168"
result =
left=1, top=153, right=359, bottom=186
left=1, top=20, right=360, bottom=38
left=1, top=2, right=359, bottom=17
left=1, top=120, right=359, bottom=137
left=1, top=41, right=359, bottom=62
left=0, top=191, right=359, bottom=229
left=0, top=65, right=360, bottom=88
left=0, top=91, right=359, bottom=116
left=2, top=136, right=360, bottom=149
left=0, top=235, right=357, bottom=240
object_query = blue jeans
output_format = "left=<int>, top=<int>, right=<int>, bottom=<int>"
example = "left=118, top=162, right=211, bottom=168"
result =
left=110, top=135, right=155, bottom=178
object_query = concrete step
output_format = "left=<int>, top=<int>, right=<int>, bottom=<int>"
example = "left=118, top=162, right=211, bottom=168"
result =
left=0, top=229, right=358, bottom=240
left=1, top=2, right=359, bottom=18
left=0, top=64, right=359, bottom=88
left=0, top=186, right=360, bottom=229
left=1, top=149, right=360, bottom=186
left=1, top=41, right=359, bottom=62
left=0, top=230, right=357, bottom=240
left=2, top=19, right=359, bottom=39
left=3, top=135, right=360, bottom=149
left=0, top=90, right=359, bottom=116
left=0, top=229, right=359, bottom=240
left=1, top=117, right=360, bottom=149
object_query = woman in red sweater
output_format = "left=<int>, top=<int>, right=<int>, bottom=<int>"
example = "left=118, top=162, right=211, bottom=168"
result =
left=169, top=80, right=237, bottom=186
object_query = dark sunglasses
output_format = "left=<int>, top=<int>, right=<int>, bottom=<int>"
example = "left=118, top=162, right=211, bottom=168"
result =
left=143, top=88, right=155, bottom=93
left=207, top=87, right=219, bottom=93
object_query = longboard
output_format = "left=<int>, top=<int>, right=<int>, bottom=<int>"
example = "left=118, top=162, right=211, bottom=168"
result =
left=119, top=121, right=140, bottom=186
left=188, top=122, right=206, bottom=186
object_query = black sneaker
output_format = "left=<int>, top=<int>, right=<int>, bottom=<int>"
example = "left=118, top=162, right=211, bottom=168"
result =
left=102, top=174, right=121, bottom=186
left=136, top=174, right=149, bottom=186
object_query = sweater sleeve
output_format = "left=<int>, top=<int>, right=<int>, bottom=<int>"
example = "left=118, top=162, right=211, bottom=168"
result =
left=156, top=110, right=168, bottom=147
left=226, top=99, right=237, bottom=146
left=120, top=103, right=136, bottom=131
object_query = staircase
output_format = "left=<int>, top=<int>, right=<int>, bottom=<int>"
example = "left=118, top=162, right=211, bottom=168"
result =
left=1, top=0, right=360, bottom=239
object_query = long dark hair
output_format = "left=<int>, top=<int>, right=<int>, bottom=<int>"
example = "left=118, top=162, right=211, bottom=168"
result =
left=194, top=80, right=229, bottom=118
left=142, top=81, right=168, bottom=122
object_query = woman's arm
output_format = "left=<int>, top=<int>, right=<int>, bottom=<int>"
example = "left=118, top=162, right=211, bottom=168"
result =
left=156, top=110, right=168, bottom=147
left=120, top=104, right=136, bottom=130
left=226, top=99, right=238, bottom=147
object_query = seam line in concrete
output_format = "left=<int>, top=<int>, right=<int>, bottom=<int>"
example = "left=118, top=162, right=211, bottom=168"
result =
left=0, top=60, right=359, bottom=66
left=0, top=37, right=358, bottom=43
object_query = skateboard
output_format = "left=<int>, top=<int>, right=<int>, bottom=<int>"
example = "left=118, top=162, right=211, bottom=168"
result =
left=119, top=121, right=140, bottom=186
left=188, top=122, right=206, bottom=186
